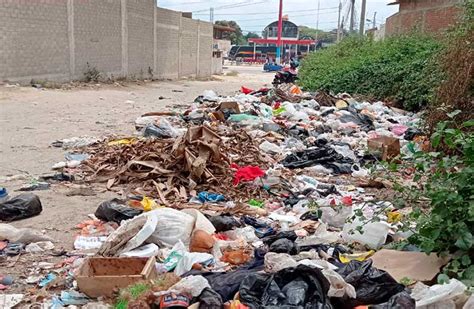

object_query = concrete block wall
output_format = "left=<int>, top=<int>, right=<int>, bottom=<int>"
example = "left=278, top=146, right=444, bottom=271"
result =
left=385, top=0, right=462, bottom=36
left=155, top=8, right=180, bottom=79
left=0, top=0, right=214, bottom=83
left=0, top=1, right=70, bottom=81
left=127, top=0, right=154, bottom=77
left=198, top=22, right=213, bottom=77
left=73, top=0, right=122, bottom=78
left=179, top=17, right=199, bottom=77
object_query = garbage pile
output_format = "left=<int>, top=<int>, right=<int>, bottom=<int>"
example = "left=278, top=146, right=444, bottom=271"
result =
left=1, top=84, right=471, bottom=308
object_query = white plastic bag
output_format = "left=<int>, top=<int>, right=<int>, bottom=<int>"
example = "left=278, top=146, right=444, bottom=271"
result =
left=202, top=90, right=218, bottom=101
left=264, top=252, right=297, bottom=273
left=259, top=141, right=283, bottom=155
left=0, top=224, right=53, bottom=244
left=412, top=279, right=467, bottom=308
left=181, top=208, right=216, bottom=235
left=147, top=208, right=195, bottom=248
left=175, top=252, right=214, bottom=276
left=320, top=206, right=353, bottom=229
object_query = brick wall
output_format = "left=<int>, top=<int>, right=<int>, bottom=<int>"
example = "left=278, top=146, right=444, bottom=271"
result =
left=0, top=0, right=215, bottom=83
left=385, top=0, right=462, bottom=36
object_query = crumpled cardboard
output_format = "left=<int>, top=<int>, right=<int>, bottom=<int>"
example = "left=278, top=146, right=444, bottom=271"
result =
left=370, top=249, right=450, bottom=283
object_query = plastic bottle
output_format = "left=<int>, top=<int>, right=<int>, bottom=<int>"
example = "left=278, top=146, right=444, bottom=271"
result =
left=0, top=188, right=9, bottom=203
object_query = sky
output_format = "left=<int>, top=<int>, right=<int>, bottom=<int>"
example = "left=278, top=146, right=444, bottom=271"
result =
left=158, top=0, right=399, bottom=33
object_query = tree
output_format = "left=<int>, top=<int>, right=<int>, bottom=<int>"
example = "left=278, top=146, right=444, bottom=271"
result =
left=244, top=32, right=261, bottom=41
left=299, top=26, right=336, bottom=43
left=215, top=20, right=246, bottom=45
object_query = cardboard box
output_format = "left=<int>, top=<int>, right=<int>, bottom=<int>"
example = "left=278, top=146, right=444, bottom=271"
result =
left=76, top=257, right=158, bottom=298
left=367, top=136, right=400, bottom=161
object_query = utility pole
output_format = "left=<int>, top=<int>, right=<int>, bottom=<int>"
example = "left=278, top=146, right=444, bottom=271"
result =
left=341, top=16, right=345, bottom=40
left=315, top=0, right=320, bottom=41
left=276, top=0, right=283, bottom=64
left=349, top=0, right=355, bottom=33
left=337, top=0, right=342, bottom=42
left=372, top=11, right=377, bottom=29
left=359, top=0, right=367, bottom=35
left=209, top=7, right=214, bottom=23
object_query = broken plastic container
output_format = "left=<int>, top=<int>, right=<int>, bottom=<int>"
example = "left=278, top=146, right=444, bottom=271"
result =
left=342, top=218, right=391, bottom=249
left=120, top=243, right=160, bottom=258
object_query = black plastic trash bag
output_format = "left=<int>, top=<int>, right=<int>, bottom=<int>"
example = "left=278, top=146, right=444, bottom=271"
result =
left=239, top=264, right=333, bottom=309
left=281, top=146, right=353, bottom=174
left=198, top=288, right=223, bottom=309
left=262, top=231, right=298, bottom=245
left=94, top=199, right=142, bottom=224
left=334, top=260, right=406, bottom=308
left=269, top=238, right=299, bottom=255
left=208, top=214, right=241, bottom=232
left=369, top=292, right=415, bottom=309
left=300, top=211, right=319, bottom=221
left=185, top=266, right=264, bottom=302
left=404, top=128, right=423, bottom=141
left=340, top=108, right=375, bottom=132
left=0, top=194, right=42, bottom=222
left=242, top=215, right=270, bottom=229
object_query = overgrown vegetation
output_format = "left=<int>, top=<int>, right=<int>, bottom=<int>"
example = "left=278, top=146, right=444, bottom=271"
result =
left=426, top=0, right=473, bottom=133
left=388, top=115, right=474, bottom=285
left=83, top=62, right=101, bottom=83
left=299, top=34, right=443, bottom=111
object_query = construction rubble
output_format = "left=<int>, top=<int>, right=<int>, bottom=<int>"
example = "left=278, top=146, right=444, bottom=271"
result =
left=1, top=84, right=472, bottom=308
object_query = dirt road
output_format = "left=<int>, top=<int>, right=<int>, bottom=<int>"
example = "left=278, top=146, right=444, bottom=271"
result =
left=0, top=68, right=273, bottom=247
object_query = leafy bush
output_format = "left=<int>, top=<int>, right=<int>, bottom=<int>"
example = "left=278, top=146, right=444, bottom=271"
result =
left=299, top=35, right=444, bottom=111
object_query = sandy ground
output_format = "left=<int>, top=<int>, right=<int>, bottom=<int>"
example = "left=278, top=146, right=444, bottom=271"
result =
left=0, top=66, right=273, bottom=248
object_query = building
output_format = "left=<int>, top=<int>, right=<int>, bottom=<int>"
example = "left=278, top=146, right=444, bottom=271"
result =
left=262, top=20, right=299, bottom=41
left=247, top=17, right=316, bottom=62
left=212, top=25, right=234, bottom=74
left=385, top=0, right=463, bottom=36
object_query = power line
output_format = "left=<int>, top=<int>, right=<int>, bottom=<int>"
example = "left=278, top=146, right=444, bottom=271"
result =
left=192, top=0, right=270, bottom=13
left=194, top=6, right=339, bottom=16
left=219, top=10, right=338, bottom=23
